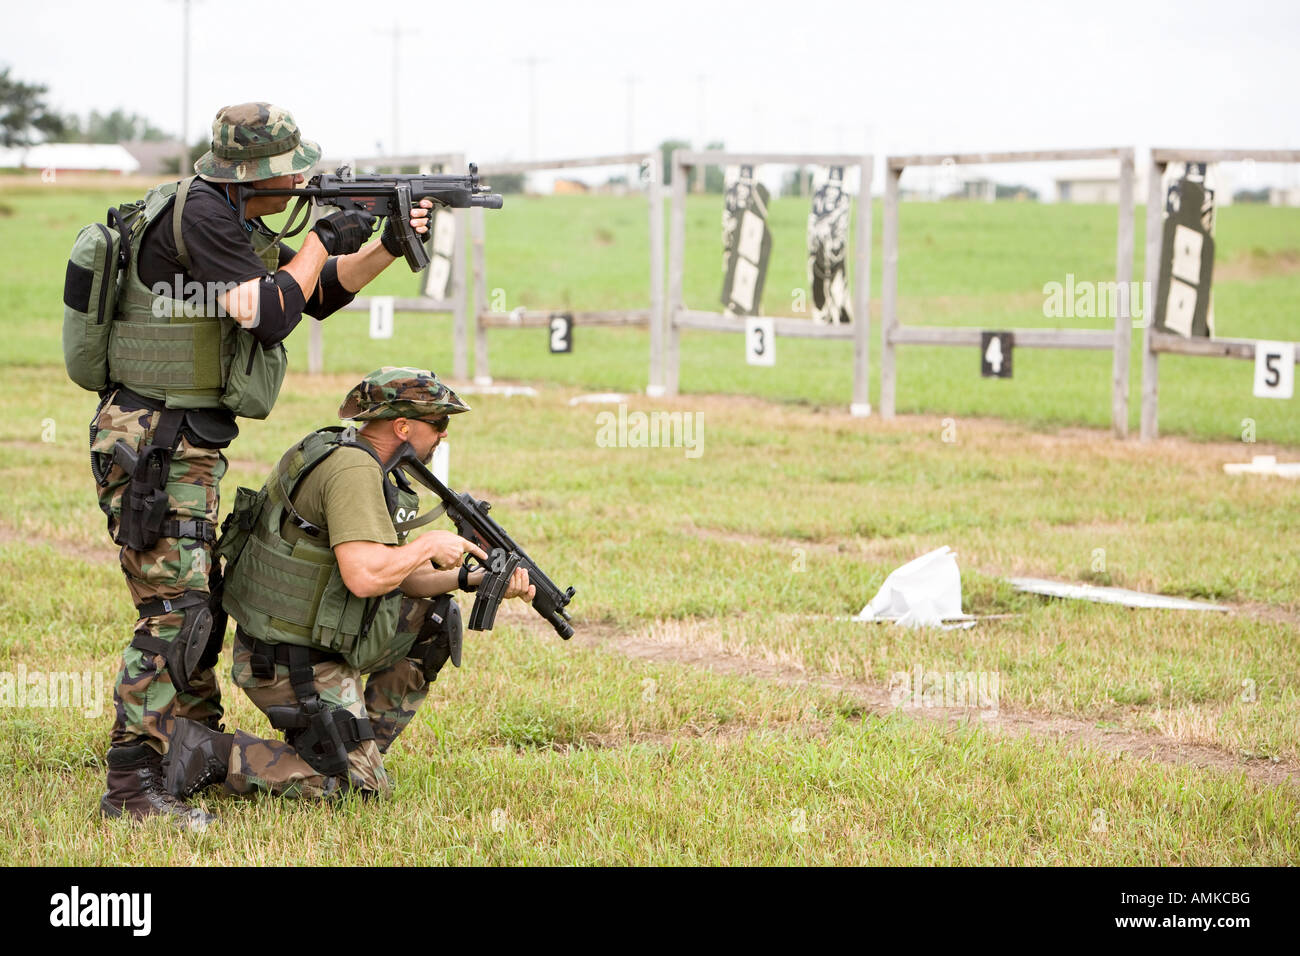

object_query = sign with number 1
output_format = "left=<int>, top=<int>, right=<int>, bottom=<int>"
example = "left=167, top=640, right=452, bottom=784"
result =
left=369, top=297, right=395, bottom=339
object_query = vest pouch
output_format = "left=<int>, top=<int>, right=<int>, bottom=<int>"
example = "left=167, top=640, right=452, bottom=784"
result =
left=215, top=485, right=267, bottom=566
left=220, top=327, right=287, bottom=420
left=344, top=595, right=404, bottom=673
left=63, top=220, right=123, bottom=392
left=311, top=564, right=368, bottom=657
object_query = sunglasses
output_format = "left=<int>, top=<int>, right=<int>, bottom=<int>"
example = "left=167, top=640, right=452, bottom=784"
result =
left=424, top=415, right=450, bottom=432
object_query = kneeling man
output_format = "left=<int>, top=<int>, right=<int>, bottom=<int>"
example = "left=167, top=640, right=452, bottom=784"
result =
left=164, top=367, right=533, bottom=800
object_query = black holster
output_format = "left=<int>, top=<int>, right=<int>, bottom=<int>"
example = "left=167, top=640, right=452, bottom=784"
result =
left=112, top=409, right=184, bottom=553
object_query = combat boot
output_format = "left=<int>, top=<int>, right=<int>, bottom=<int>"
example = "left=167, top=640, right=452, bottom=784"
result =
left=100, top=742, right=215, bottom=830
left=164, top=717, right=233, bottom=798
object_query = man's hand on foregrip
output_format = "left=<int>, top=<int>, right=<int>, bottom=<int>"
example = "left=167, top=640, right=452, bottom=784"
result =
left=380, top=199, right=433, bottom=258
left=312, top=209, right=376, bottom=256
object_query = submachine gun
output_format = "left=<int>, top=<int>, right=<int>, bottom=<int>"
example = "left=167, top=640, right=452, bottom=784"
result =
left=241, top=164, right=504, bottom=271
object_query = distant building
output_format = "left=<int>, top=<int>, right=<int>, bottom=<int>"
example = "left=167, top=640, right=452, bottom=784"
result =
left=1268, top=186, right=1300, bottom=207
left=0, top=143, right=140, bottom=174
left=118, top=140, right=188, bottom=175
left=553, top=178, right=590, bottom=195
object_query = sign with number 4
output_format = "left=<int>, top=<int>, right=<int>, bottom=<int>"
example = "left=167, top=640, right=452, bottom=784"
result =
left=1253, top=341, right=1294, bottom=399
left=746, top=317, right=775, bottom=366
left=980, top=331, right=1013, bottom=378
left=549, top=313, right=573, bottom=353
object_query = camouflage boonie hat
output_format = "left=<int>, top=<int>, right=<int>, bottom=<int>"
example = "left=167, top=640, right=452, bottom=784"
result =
left=339, top=367, right=471, bottom=422
left=193, top=102, right=321, bottom=183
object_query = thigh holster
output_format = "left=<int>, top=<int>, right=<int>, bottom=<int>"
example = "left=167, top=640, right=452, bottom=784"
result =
left=409, top=594, right=462, bottom=683
left=240, top=633, right=375, bottom=778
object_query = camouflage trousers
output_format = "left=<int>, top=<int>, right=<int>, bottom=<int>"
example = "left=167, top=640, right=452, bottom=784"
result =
left=91, top=393, right=226, bottom=754
left=226, top=597, right=441, bottom=799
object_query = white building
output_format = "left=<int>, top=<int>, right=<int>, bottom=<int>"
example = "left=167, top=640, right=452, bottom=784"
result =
left=0, top=143, right=140, bottom=174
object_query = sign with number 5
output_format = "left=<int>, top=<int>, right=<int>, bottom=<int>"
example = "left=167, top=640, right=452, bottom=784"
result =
left=1253, top=341, right=1294, bottom=399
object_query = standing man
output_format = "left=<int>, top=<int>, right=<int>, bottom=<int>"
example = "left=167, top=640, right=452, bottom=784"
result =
left=162, top=369, right=534, bottom=803
left=92, top=103, right=438, bottom=827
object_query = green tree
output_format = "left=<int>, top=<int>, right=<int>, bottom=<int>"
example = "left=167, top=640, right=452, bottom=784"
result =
left=0, top=67, right=66, bottom=147
left=71, top=108, right=170, bottom=143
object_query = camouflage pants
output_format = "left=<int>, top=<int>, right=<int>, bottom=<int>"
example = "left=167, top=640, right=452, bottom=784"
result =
left=226, top=597, right=441, bottom=799
left=91, top=394, right=226, bottom=754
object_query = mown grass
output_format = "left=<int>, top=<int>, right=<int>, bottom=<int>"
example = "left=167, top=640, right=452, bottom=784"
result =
left=0, top=181, right=1296, bottom=865
left=3, top=185, right=1297, bottom=442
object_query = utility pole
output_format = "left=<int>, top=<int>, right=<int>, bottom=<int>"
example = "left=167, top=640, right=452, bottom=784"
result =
left=693, top=74, right=706, bottom=193
left=625, top=74, right=638, bottom=153
left=376, top=23, right=417, bottom=156
left=174, top=0, right=195, bottom=175
left=517, top=55, right=548, bottom=160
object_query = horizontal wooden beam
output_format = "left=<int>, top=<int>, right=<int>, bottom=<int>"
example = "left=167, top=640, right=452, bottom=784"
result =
left=888, top=148, right=1129, bottom=170
left=318, top=154, right=463, bottom=170
left=1150, top=331, right=1300, bottom=361
left=889, top=326, right=1115, bottom=349
left=1150, top=148, right=1300, bottom=164
left=675, top=151, right=869, bottom=169
left=674, top=309, right=857, bottom=339
left=340, top=297, right=454, bottom=314
left=476, top=153, right=652, bottom=175
left=478, top=310, right=650, bottom=329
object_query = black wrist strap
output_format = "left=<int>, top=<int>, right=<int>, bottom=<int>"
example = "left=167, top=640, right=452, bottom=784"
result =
left=458, top=564, right=478, bottom=593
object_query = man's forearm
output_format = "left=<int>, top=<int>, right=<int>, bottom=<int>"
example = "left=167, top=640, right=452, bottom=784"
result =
left=335, top=239, right=398, bottom=293
left=280, top=231, right=330, bottom=301
left=399, top=565, right=463, bottom=598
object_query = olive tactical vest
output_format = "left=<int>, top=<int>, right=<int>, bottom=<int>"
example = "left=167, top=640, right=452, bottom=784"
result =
left=107, top=177, right=288, bottom=419
left=220, top=427, right=422, bottom=674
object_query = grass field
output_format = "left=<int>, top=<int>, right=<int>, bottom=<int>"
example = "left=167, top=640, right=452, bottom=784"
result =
left=0, top=178, right=1297, bottom=865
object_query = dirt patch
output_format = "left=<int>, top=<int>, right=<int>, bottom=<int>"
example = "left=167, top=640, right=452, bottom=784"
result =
left=517, top=613, right=1300, bottom=789
left=1216, top=248, right=1300, bottom=282
left=0, top=519, right=118, bottom=564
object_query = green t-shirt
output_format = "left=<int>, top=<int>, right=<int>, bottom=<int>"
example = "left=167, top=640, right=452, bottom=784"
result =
left=281, top=440, right=404, bottom=550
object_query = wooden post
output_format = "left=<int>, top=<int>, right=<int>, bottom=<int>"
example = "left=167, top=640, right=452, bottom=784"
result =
left=647, top=151, right=666, bottom=395
left=308, top=321, right=323, bottom=375
left=666, top=150, right=688, bottom=396
left=471, top=206, right=490, bottom=385
left=1140, top=158, right=1165, bottom=442
left=880, top=164, right=901, bottom=418
left=451, top=152, right=469, bottom=381
left=1111, top=149, right=1135, bottom=438
left=851, top=155, right=873, bottom=415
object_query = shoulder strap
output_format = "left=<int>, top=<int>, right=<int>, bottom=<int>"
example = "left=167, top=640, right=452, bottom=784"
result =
left=172, top=176, right=197, bottom=273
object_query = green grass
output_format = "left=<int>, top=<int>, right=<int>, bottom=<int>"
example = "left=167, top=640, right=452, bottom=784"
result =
left=4, top=186, right=1297, bottom=441
left=0, top=180, right=1297, bottom=865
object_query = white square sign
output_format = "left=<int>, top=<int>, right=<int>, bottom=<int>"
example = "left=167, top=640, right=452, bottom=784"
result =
left=1171, top=223, right=1204, bottom=285
left=731, top=258, right=760, bottom=313
left=745, top=317, right=775, bottom=366
left=369, top=296, right=395, bottom=339
left=1163, top=278, right=1197, bottom=337
left=737, top=210, right=765, bottom=263
left=432, top=209, right=456, bottom=258
left=1253, top=341, right=1295, bottom=399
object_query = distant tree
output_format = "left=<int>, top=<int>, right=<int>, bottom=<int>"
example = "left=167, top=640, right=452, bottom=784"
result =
left=659, top=139, right=692, bottom=187
left=780, top=165, right=812, bottom=197
left=995, top=183, right=1039, bottom=201
left=703, top=140, right=726, bottom=193
left=0, top=67, right=66, bottom=146
left=160, top=137, right=210, bottom=176
left=69, top=108, right=170, bottom=143
left=1233, top=188, right=1269, bottom=204
left=485, top=172, right=525, bottom=194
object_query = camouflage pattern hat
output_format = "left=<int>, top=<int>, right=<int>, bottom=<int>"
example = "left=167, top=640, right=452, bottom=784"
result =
left=339, top=367, right=471, bottom=423
left=193, top=102, right=321, bottom=183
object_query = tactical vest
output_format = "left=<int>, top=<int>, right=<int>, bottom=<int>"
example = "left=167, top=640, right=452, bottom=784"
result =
left=107, top=177, right=288, bottom=419
left=219, top=427, right=423, bottom=673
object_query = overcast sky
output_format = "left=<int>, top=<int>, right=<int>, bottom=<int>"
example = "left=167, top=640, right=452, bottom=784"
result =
left=5, top=0, right=1299, bottom=190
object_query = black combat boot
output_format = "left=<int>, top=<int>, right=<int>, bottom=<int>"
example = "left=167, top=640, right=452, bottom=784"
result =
left=164, top=718, right=233, bottom=798
left=100, top=742, right=216, bottom=829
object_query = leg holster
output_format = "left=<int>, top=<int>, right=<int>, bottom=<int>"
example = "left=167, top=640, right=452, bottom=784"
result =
left=109, top=407, right=218, bottom=553
left=242, top=636, right=375, bottom=778
left=409, top=594, right=462, bottom=683
left=131, top=589, right=219, bottom=697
